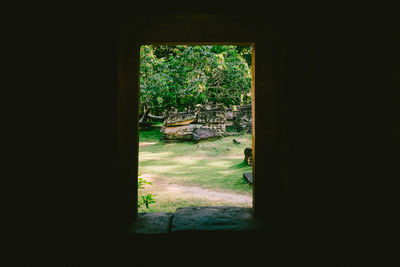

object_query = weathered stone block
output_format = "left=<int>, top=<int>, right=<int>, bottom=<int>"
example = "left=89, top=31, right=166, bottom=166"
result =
left=244, top=147, right=252, bottom=166
left=233, top=109, right=252, bottom=132
left=237, top=104, right=251, bottom=112
left=243, top=172, right=253, bottom=184
left=162, top=123, right=225, bottom=141
left=171, top=206, right=266, bottom=232
left=161, top=105, right=228, bottom=141
left=225, top=121, right=233, bottom=127
left=225, top=110, right=234, bottom=120
left=161, top=124, right=199, bottom=140
left=192, top=125, right=222, bottom=141
left=164, top=112, right=196, bottom=126
left=196, top=110, right=226, bottom=124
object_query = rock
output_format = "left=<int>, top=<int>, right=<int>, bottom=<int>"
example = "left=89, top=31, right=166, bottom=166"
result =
left=192, top=125, right=225, bottom=142
left=196, top=110, right=226, bottom=124
left=162, top=124, right=225, bottom=141
left=233, top=111, right=252, bottom=132
left=164, top=112, right=196, bottom=126
left=207, top=124, right=226, bottom=136
left=233, top=139, right=241, bottom=144
left=161, top=124, right=199, bottom=140
left=161, top=105, right=228, bottom=142
left=231, top=104, right=252, bottom=132
left=225, top=110, right=234, bottom=120
left=243, top=172, right=253, bottom=184
left=225, top=120, right=233, bottom=127
left=201, top=104, right=213, bottom=111
left=244, top=147, right=252, bottom=166
left=192, top=127, right=218, bottom=142
left=200, top=103, right=224, bottom=111
left=225, top=109, right=235, bottom=127
left=236, top=104, right=251, bottom=112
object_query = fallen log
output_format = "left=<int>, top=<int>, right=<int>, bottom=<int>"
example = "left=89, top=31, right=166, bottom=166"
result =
left=147, top=113, right=166, bottom=121
left=139, top=109, right=150, bottom=124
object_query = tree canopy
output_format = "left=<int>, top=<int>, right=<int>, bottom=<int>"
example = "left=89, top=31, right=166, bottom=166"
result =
left=140, top=45, right=252, bottom=115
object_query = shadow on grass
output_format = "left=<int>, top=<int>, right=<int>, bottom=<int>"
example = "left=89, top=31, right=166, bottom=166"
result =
left=139, top=129, right=253, bottom=194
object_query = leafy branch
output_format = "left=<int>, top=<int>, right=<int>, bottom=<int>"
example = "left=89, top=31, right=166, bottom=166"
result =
left=138, top=177, right=156, bottom=209
left=139, top=45, right=252, bottom=116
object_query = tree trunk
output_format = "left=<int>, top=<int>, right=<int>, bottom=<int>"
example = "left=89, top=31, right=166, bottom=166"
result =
left=139, top=108, right=150, bottom=124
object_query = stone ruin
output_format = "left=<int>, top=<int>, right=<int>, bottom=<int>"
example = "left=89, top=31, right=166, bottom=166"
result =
left=231, top=104, right=252, bottom=133
left=244, top=147, right=253, bottom=166
left=161, top=104, right=226, bottom=142
left=161, top=104, right=252, bottom=142
left=243, top=147, right=253, bottom=184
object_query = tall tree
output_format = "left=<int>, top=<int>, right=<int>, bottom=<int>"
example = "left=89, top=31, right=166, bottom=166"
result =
left=139, top=45, right=252, bottom=117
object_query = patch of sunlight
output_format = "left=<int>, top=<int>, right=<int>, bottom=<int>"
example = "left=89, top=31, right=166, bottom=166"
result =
left=217, top=170, right=236, bottom=175
left=207, top=160, right=233, bottom=168
left=177, top=157, right=200, bottom=165
left=171, top=169, right=206, bottom=175
left=142, top=164, right=179, bottom=173
left=139, top=151, right=173, bottom=160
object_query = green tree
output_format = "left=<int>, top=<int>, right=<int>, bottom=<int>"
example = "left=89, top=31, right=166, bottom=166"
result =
left=139, top=45, right=251, bottom=117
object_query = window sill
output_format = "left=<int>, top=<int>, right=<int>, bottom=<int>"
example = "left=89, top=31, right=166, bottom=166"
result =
left=128, top=206, right=268, bottom=236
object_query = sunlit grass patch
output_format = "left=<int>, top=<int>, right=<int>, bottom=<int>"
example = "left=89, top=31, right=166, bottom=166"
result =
left=139, top=151, right=174, bottom=160
left=138, top=128, right=253, bottom=211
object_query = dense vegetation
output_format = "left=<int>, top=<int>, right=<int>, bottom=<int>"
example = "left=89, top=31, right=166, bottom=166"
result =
left=140, top=45, right=252, bottom=116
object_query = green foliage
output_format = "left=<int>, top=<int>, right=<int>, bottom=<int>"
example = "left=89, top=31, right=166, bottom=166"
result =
left=137, top=177, right=156, bottom=209
left=140, top=45, right=252, bottom=115
left=138, top=125, right=163, bottom=142
left=140, top=194, right=156, bottom=209
left=138, top=177, right=152, bottom=189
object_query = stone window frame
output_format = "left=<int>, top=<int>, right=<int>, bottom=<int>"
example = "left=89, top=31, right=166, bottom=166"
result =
left=117, top=16, right=286, bottom=226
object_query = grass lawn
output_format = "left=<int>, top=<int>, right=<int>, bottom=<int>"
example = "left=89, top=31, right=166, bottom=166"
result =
left=138, top=126, right=253, bottom=212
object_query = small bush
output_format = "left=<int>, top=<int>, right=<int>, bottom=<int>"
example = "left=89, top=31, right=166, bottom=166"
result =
left=137, top=177, right=156, bottom=209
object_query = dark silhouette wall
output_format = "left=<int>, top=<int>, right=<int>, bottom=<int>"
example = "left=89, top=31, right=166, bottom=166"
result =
left=9, top=2, right=399, bottom=266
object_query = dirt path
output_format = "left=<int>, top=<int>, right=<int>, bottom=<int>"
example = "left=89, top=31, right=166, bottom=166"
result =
left=139, top=142, right=157, bottom=147
left=140, top=174, right=252, bottom=205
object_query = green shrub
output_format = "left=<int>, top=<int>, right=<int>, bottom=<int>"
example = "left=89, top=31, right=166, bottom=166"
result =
left=137, top=177, right=156, bottom=209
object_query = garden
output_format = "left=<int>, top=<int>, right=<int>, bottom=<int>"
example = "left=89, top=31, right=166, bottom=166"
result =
left=138, top=45, right=253, bottom=212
